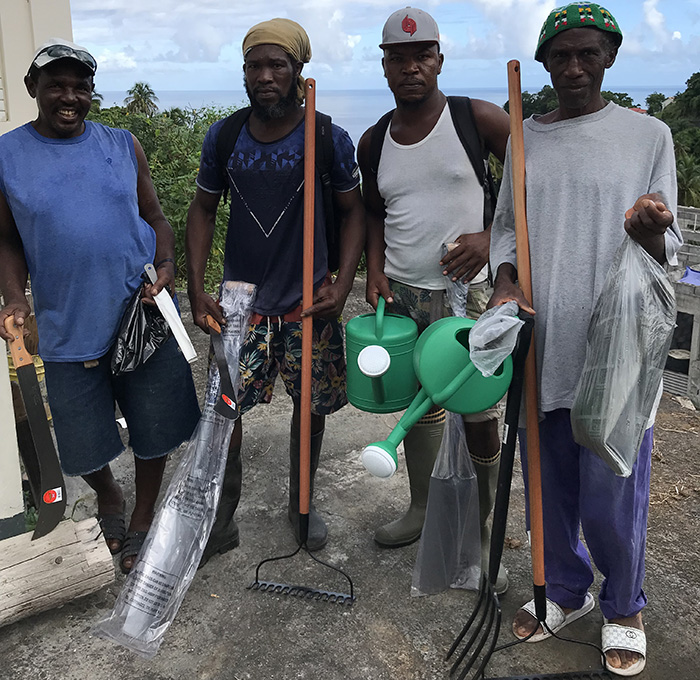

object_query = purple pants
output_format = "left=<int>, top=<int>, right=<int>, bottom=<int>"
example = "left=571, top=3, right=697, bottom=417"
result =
left=518, top=409, right=652, bottom=620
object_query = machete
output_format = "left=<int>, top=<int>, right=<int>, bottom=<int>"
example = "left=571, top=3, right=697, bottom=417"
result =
left=5, top=316, right=66, bottom=539
left=205, top=315, right=239, bottom=420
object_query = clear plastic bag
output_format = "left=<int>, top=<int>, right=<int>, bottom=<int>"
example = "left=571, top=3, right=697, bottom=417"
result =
left=468, top=301, right=524, bottom=377
left=411, top=412, right=481, bottom=596
left=94, top=281, right=256, bottom=657
left=442, top=242, right=469, bottom=317
left=111, top=282, right=171, bottom=375
left=571, top=237, right=676, bottom=477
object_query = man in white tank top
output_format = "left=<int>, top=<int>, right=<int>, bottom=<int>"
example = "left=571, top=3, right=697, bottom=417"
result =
left=357, top=7, right=511, bottom=593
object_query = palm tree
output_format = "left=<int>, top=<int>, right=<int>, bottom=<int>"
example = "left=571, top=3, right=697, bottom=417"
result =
left=90, top=90, right=104, bottom=113
left=124, top=82, right=159, bottom=117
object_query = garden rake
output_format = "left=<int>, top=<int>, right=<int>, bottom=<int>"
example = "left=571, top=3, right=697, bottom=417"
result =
left=446, top=60, right=610, bottom=680
left=248, top=78, right=354, bottom=606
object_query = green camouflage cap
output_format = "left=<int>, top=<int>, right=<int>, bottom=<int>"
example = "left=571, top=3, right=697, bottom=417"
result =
left=535, top=3, right=622, bottom=62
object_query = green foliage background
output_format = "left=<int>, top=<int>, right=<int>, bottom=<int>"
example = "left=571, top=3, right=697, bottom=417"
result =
left=88, top=101, right=239, bottom=292
left=89, top=74, right=699, bottom=292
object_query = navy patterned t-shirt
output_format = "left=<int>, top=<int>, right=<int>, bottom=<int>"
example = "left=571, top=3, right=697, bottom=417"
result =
left=196, top=115, right=359, bottom=316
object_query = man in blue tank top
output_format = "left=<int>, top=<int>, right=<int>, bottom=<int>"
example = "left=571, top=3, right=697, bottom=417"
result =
left=0, top=40, right=200, bottom=574
left=187, top=19, right=365, bottom=562
left=358, top=7, right=511, bottom=594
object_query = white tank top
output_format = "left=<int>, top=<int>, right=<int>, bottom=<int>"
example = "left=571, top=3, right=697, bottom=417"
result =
left=378, top=103, right=487, bottom=289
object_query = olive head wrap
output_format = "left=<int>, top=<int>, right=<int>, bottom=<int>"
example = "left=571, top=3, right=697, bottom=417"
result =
left=242, top=18, right=312, bottom=104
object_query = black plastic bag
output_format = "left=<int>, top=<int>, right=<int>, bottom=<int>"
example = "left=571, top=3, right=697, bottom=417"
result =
left=111, top=283, right=171, bottom=375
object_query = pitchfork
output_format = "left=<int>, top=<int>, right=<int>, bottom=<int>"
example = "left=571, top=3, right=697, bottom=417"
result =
left=446, top=60, right=612, bottom=680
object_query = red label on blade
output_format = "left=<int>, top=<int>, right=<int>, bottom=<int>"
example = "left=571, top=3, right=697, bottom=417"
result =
left=43, top=487, right=63, bottom=504
left=222, top=394, right=234, bottom=407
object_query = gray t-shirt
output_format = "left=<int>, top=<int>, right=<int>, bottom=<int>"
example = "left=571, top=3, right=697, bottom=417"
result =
left=490, top=102, right=682, bottom=414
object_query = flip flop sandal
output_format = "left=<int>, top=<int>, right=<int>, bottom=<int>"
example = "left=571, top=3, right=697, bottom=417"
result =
left=602, top=620, right=647, bottom=677
left=514, top=591, right=595, bottom=642
left=97, top=501, right=126, bottom=555
left=119, top=530, right=148, bottom=575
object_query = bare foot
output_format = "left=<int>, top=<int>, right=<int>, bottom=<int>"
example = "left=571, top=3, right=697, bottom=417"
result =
left=512, top=605, right=576, bottom=639
left=605, top=612, right=644, bottom=672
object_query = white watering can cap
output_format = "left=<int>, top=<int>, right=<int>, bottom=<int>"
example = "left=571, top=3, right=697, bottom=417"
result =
left=357, top=345, right=391, bottom=378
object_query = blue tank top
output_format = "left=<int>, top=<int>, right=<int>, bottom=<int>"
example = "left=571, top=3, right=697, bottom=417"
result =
left=0, top=121, right=156, bottom=361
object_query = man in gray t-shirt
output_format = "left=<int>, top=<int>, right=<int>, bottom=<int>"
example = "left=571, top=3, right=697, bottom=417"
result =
left=489, top=4, right=681, bottom=676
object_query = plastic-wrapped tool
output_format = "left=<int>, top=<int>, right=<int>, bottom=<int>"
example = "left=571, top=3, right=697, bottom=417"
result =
left=571, top=237, right=676, bottom=477
left=468, top=301, right=524, bottom=378
left=94, top=281, right=255, bottom=657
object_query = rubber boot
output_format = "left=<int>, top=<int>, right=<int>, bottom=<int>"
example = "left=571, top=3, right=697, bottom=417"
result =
left=199, top=444, right=242, bottom=568
left=374, top=413, right=444, bottom=548
left=473, top=456, right=509, bottom=595
left=288, top=428, right=327, bottom=551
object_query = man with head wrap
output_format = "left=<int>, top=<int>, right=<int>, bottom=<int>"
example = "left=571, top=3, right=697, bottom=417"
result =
left=186, top=18, right=364, bottom=561
left=489, top=4, right=682, bottom=675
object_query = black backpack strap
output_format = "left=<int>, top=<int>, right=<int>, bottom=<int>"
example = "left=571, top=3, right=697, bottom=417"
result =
left=314, top=112, right=342, bottom=272
left=368, top=110, right=396, bottom=176
left=215, top=107, right=252, bottom=203
left=446, top=96, right=498, bottom=229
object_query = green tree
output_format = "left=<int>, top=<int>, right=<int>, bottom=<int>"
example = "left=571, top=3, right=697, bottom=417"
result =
left=601, top=91, right=636, bottom=108
left=91, top=90, right=104, bottom=113
left=504, top=84, right=559, bottom=117
left=676, top=150, right=700, bottom=207
left=124, top=82, right=159, bottom=117
left=672, top=72, right=700, bottom=123
left=87, top=103, right=239, bottom=289
left=646, top=92, right=666, bottom=116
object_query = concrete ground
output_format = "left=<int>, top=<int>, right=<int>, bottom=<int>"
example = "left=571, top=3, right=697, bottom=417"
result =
left=1, top=279, right=698, bottom=680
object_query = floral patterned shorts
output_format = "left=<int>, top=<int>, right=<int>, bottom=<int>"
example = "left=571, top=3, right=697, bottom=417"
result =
left=236, top=315, right=348, bottom=416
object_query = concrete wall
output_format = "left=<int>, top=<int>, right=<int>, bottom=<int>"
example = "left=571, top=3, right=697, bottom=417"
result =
left=0, top=0, right=73, bottom=135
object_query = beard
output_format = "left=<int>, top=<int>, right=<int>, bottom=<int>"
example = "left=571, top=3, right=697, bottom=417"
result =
left=245, top=78, right=298, bottom=121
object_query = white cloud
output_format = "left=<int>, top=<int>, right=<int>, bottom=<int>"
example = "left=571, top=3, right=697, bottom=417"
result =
left=96, top=49, right=137, bottom=72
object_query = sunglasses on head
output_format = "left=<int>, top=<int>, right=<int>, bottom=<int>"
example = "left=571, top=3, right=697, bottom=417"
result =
left=33, top=44, right=97, bottom=72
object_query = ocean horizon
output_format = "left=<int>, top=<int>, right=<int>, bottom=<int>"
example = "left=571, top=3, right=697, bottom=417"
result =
left=101, top=85, right=683, bottom=148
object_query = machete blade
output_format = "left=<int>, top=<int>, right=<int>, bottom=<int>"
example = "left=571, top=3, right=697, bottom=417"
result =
left=206, top=315, right=239, bottom=420
left=5, top=317, right=66, bottom=539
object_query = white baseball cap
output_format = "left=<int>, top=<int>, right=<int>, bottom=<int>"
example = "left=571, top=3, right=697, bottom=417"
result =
left=380, top=7, right=440, bottom=49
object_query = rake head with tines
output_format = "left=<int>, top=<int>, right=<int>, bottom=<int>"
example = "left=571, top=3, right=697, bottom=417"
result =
left=248, top=528, right=355, bottom=606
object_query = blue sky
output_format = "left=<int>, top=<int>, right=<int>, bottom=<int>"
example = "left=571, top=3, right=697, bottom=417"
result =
left=71, top=1, right=698, bottom=95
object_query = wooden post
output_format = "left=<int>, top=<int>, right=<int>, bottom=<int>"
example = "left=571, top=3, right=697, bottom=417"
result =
left=0, top=352, right=25, bottom=540
left=0, top=518, right=114, bottom=628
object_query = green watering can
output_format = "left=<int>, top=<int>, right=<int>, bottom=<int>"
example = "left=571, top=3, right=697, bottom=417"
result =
left=345, top=297, right=419, bottom=413
left=362, top=316, right=514, bottom=478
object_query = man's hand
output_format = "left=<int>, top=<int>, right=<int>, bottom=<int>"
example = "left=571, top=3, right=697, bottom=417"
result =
left=0, top=300, right=31, bottom=342
left=142, top=261, right=176, bottom=306
left=365, top=269, right=393, bottom=310
left=488, top=264, right=536, bottom=315
left=624, top=194, right=673, bottom=263
left=440, top=230, right=490, bottom=283
left=302, top=280, right=350, bottom=320
left=189, top=290, right=225, bottom=333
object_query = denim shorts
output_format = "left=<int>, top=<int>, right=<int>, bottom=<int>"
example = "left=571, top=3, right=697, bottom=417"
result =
left=44, top=336, right=201, bottom=476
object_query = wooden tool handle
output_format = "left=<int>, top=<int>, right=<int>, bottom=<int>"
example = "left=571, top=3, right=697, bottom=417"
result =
left=4, top=316, right=33, bottom=369
left=299, top=79, right=316, bottom=520
left=205, top=314, right=222, bottom=334
left=507, top=60, right=545, bottom=591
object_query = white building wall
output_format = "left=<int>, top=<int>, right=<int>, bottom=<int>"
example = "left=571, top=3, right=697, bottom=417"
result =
left=0, top=0, right=72, bottom=535
left=0, top=0, right=74, bottom=135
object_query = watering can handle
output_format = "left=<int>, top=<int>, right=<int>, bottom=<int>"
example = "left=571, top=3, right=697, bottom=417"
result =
left=375, top=297, right=386, bottom=341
